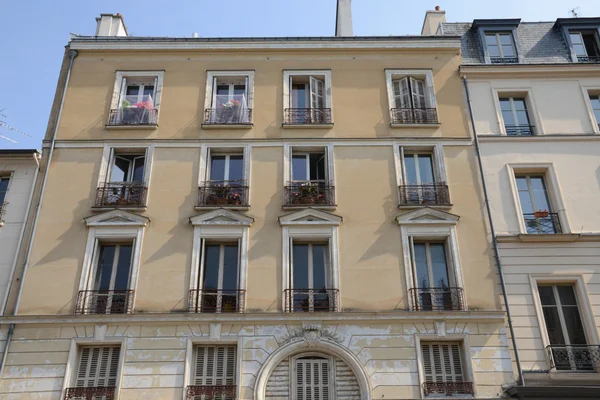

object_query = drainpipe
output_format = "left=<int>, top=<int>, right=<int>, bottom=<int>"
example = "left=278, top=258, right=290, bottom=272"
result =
left=0, top=49, right=78, bottom=375
left=462, top=76, right=525, bottom=387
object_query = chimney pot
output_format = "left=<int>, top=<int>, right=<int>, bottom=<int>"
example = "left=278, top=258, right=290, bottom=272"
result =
left=421, top=6, right=446, bottom=35
left=435, top=6, right=440, bottom=11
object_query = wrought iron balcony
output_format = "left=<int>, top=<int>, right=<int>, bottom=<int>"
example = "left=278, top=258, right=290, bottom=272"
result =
left=490, top=57, right=519, bottom=64
left=523, top=212, right=562, bottom=234
left=505, top=124, right=534, bottom=136
left=284, top=180, right=335, bottom=207
left=95, top=181, right=148, bottom=208
left=284, top=288, right=339, bottom=312
left=423, top=382, right=474, bottom=396
left=398, top=183, right=450, bottom=206
left=390, top=108, right=438, bottom=124
left=197, top=180, right=249, bottom=208
left=409, top=287, right=465, bottom=311
left=64, top=386, right=116, bottom=400
left=186, top=385, right=236, bottom=400
left=108, top=109, right=157, bottom=126
left=284, top=108, right=332, bottom=125
left=577, top=56, right=600, bottom=63
left=204, top=108, right=252, bottom=125
left=75, top=290, right=134, bottom=315
left=546, top=345, right=600, bottom=371
left=188, top=289, right=245, bottom=313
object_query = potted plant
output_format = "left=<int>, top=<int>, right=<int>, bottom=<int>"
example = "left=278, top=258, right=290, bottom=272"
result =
left=534, top=209, right=549, bottom=218
left=210, top=186, right=232, bottom=206
left=121, top=100, right=154, bottom=124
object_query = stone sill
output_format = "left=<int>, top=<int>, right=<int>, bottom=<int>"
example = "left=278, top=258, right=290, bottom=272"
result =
left=195, top=206, right=250, bottom=211
left=105, top=124, right=158, bottom=130
left=282, top=205, right=337, bottom=211
left=282, top=123, right=334, bottom=129
left=495, top=233, right=600, bottom=243
left=91, top=206, right=147, bottom=212
left=398, top=204, right=453, bottom=210
left=390, top=123, right=441, bottom=129
left=201, top=123, right=253, bottom=129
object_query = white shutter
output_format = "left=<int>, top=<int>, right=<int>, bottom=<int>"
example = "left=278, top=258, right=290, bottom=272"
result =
left=310, top=76, right=325, bottom=109
left=118, top=78, right=128, bottom=108
left=421, top=343, right=464, bottom=383
left=410, top=77, right=426, bottom=109
left=393, top=77, right=410, bottom=109
left=194, top=345, right=236, bottom=386
left=76, top=346, right=120, bottom=388
left=295, top=358, right=331, bottom=400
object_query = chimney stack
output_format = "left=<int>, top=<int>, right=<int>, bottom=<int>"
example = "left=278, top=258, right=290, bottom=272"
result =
left=421, top=6, right=446, bottom=35
left=336, top=0, right=353, bottom=37
left=95, top=13, right=128, bottom=37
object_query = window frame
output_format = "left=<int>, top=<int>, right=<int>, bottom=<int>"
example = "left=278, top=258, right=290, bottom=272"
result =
left=204, top=71, right=255, bottom=124
left=474, top=23, right=523, bottom=64
left=97, top=144, right=154, bottom=186
left=484, top=31, right=517, bottom=60
left=284, top=143, right=335, bottom=186
left=562, top=26, right=600, bottom=62
left=109, top=71, right=164, bottom=126
left=199, top=144, right=251, bottom=185
left=411, top=240, right=456, bottom=289
left=0, top=174, right=12, bottom=224
left=283, top=70, right=333, bottom=121
left=492, top=88, right=543, bottom=135
left=581, top=86, right=600, bottom=134
left=289, top=352, right=335, bottom=400
left=385, top=69, right=437, bottom=118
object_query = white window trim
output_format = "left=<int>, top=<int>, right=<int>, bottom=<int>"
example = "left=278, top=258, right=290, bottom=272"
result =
left=110, top=71, right=164, bottom=124
left=580, top=85, right=600, bottom=134
left=492, top=87, right=544, bottom=135
left=61, top=337, right=127, bottom=400
left=528, top=275, right=600, bottom=370
left=280, top=209, right=342, bottom=311
left=79, top=210, right=148, bottom=311
left=396, top=208, right=464, bottom=311
left=415, top=334, right=475, bottom=399
left=182, top=338, right=243, bottom=400
left=385, top=69, right=437, bottom=111
left=283, top=70, right=333, bottom=118
left=289, top=352, right=336, bottom=400
left=189, top=209, right=253, bottom=311
left=505, top=163, right=571, bottom=234
left=198, top=144, right=251, bottom=186
left=204, top=71, right=255, bottom=121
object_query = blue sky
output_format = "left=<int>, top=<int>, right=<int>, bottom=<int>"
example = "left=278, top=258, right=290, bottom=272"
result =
left=1, top=0, right=599, bottom=149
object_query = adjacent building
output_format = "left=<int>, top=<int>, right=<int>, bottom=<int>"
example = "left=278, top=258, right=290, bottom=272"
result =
left=0, top=6, right=515, bottom=400
left=427, top=9, right=600, bottom=400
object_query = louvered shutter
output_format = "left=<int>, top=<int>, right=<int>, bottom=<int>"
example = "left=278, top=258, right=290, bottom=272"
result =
left=410, top=77, right=426, bottom=109
left=421, top=343, right=464, bottom=383
left=310, top=77, right=325, bottom=109
left=393, top=78, right=410, bottom=108
left=76, top=346, right=120, bottom=388
left=295, top=358, right=331, bottom=400
left=194, top=345, right=236, bottom=386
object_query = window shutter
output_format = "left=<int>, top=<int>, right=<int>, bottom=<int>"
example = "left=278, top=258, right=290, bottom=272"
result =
left=421, top=343, right=464, bottom=383
left=194, top=345, right=236, bottom=386
left=310, top=77, right=325, bottom=109
left=410, top=77, right=426, bottom=109
left=295, top=358, right=330, bottom=400
left=118, top=78, right=128, bottom=107
left=76, top=346, right=120, bottom=388
left=393, top=78, right=410, bottom=108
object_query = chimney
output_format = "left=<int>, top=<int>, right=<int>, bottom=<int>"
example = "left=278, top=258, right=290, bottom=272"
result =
left=95, top=13, right=128, bottom=37
left=421, top=6, right=446, bottom=35
left=336, top=0, right=353, bottom=37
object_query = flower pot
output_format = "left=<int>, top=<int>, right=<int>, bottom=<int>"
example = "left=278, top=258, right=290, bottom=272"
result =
left=534, top=210, right=549, bottom=218
left=301, top=197, right=316, bottom=204
left=213, top=197, right=229, bottom=206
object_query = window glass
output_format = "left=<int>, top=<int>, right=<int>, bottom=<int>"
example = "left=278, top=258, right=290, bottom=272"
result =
left=113, top=245, right=132, bottom=291
left=538, top=285, right=556, bottom=305
left=538, top=284, right=588, bottom=347
left=404, top=154, right=418, bottom=185
left=516, top=177, right=534, bottom=214
left=292, top=155, right=307, bottom=181
left=582, top=32, right=600, bottom=56
left=530, top=176, right=550, bottom=210
left=311, top=244, right=328, bottom=290
left=112, top=157, right=130, bottom=182
left=96, top=245, right=116, bottom=291
left=542, top=306, right=566, bottom=344
left=429, top=243, right=449, bottom=287
left=292, top=84, right=307, bottom=109
left=413, top=243, right=429, bottom=287
left=570, top=33, right=587, bottom=56
left=292, top=244, right=309, bottom=289
left=417, top=155, right=435, bottom=184
left=132, top=157, right=145, bottom=182
left=203, top=244, right=221, bottom=290
left=228, top=155, right=244, bottom=182
left=499, top=98, right=515, bottom=125
left=222, top=244, right=239, bottom=290
left=126, top=85, right=140, bottom=96
left=590, top=95, right=600, bottom=124
left=142, top=85, right=154, bottom=98
left=0, top=178, right=9, bottom=205
left=210, top=156, right=226, bottom=181
left=309, top=153, right=326, bottom=180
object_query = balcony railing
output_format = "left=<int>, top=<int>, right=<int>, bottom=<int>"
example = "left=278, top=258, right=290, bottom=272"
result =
left=95, top=181, right=148, bottom=208
left=423, top=382, right=474, bottom=396
left=523, top=212, right=562, bottom=234
left=399, top=183, right=450, bottom=206
left=204, top=108, right=252, bottom=125
left=284, top=108, right=332, bottom=125
left=108, top=95, right=157, bottom=126
left=186, top=385, right=236, bottom=400
left=390, top=108, right=438, bottom=124
left=197, top=180, right=249, bottom=208
left=284, top=289, right=339, bottom=312
left=284, top=180, right=335, bottom=207
left=75, top=290, right=134, bottom=315
left=546, top=345, right=600, bottom=371
left=505, top=124, right=535, bottom=136
left=188, top=289, right=245, bottom=313
left=409, top=287, right=465, bottom=311
left=490, top=57, right=519, bottom=64
left=577, top=56, right=600, bottom=63
left=64, top=387, right=116, bottom=400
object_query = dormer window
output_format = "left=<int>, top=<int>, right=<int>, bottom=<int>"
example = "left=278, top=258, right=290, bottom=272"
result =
left=569, top=31, right=600, bottom=62
left=473, top=19, right=522, bottom=64
left=484, top=32, right=518, bottom=63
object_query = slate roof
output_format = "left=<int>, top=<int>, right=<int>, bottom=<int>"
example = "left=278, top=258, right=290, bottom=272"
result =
left=440, top=21, right=572, bottom=64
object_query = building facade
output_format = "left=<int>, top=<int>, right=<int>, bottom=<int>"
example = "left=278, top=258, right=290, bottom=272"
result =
left=0, top=10, right=517, bottom=400
left=429, top=10, right=600, bottom=400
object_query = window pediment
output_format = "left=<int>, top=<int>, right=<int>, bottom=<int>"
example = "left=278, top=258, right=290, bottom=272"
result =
left=279, top=208, right=342, bottom=226
left=395, top=207, right=459, bottom=225
left=84, top=209, right=149, bottom=227
left=190, top=208, right=254, bottom=226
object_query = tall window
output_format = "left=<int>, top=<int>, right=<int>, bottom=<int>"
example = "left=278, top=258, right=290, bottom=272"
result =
left=485, top=32, right=517, bottom=62
left=209, top=153, right=244, bottom=183
left=538, top=284, right=592, bottom=371
left=391, top=77, right=436, bottom=124
left=292, top=152, right=326, bottom=182
left=289, top=242, right=334, bottom=312
left=286, top=149, right=333, bottom=207
left=570, top=31, right=600, bottom=61
left=64, top=345, right=121, bottom=399
left=293, top=356, right=332, bottom=400
left=208, top=77, right=249, bottom=124
left=499, top=97, right=533, bottom=135
left=190, top=346, right=236, bottom=398
left=110, top=153, right=145, bottom=183
left=113, top=77, right=157, bottom=125
left=97, top=151, right=147, bottom=208
left=589, top=94, right=600, bottom=129
left=421, top=342, right=471, bottom=396
left=194, top=241, right=241, bottom=313
left=284, top=72, right=331, bottom=125
left=515, top=175, right=559, bottom=234
left=0, top=177, right=9, bottom=209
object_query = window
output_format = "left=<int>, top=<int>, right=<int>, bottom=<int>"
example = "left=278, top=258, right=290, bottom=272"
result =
left=589, top=94, right=600, bottom=129
left=285, top=148, right=334, bottom=207
left=191, top=241, right=242, bottom=313
left=204, top=71, right=254, bottom=125
left=499, top=97, right=533, bottom=136
left=386, top=70, right=437, bottom=125
left=397, top=147, right=449, bottom=206
left=569, top=31, right=600, bottom=62
left=109, top=71, right=163, bottom=126
left=538, top=284, right=593, bottom=371
left=288, top=241, right=335, bottom=312
left=64, top=346, right=121, bottom=399
left=421, top=342, right=473, bottom=396
left=0, top=177, right=9, bottom=217
left=283, top=71, right=332, bottom=125
left=484, top=32, right=517, bottom=62
left=188, top=345, right=236, bottom=399
left=96, top=149, right=148, bottom=208
left=198, top=151, right=247, bottom=208
left=293, top=355, right=333, bottom=400
left=515, top=175, right=561, bottom=234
